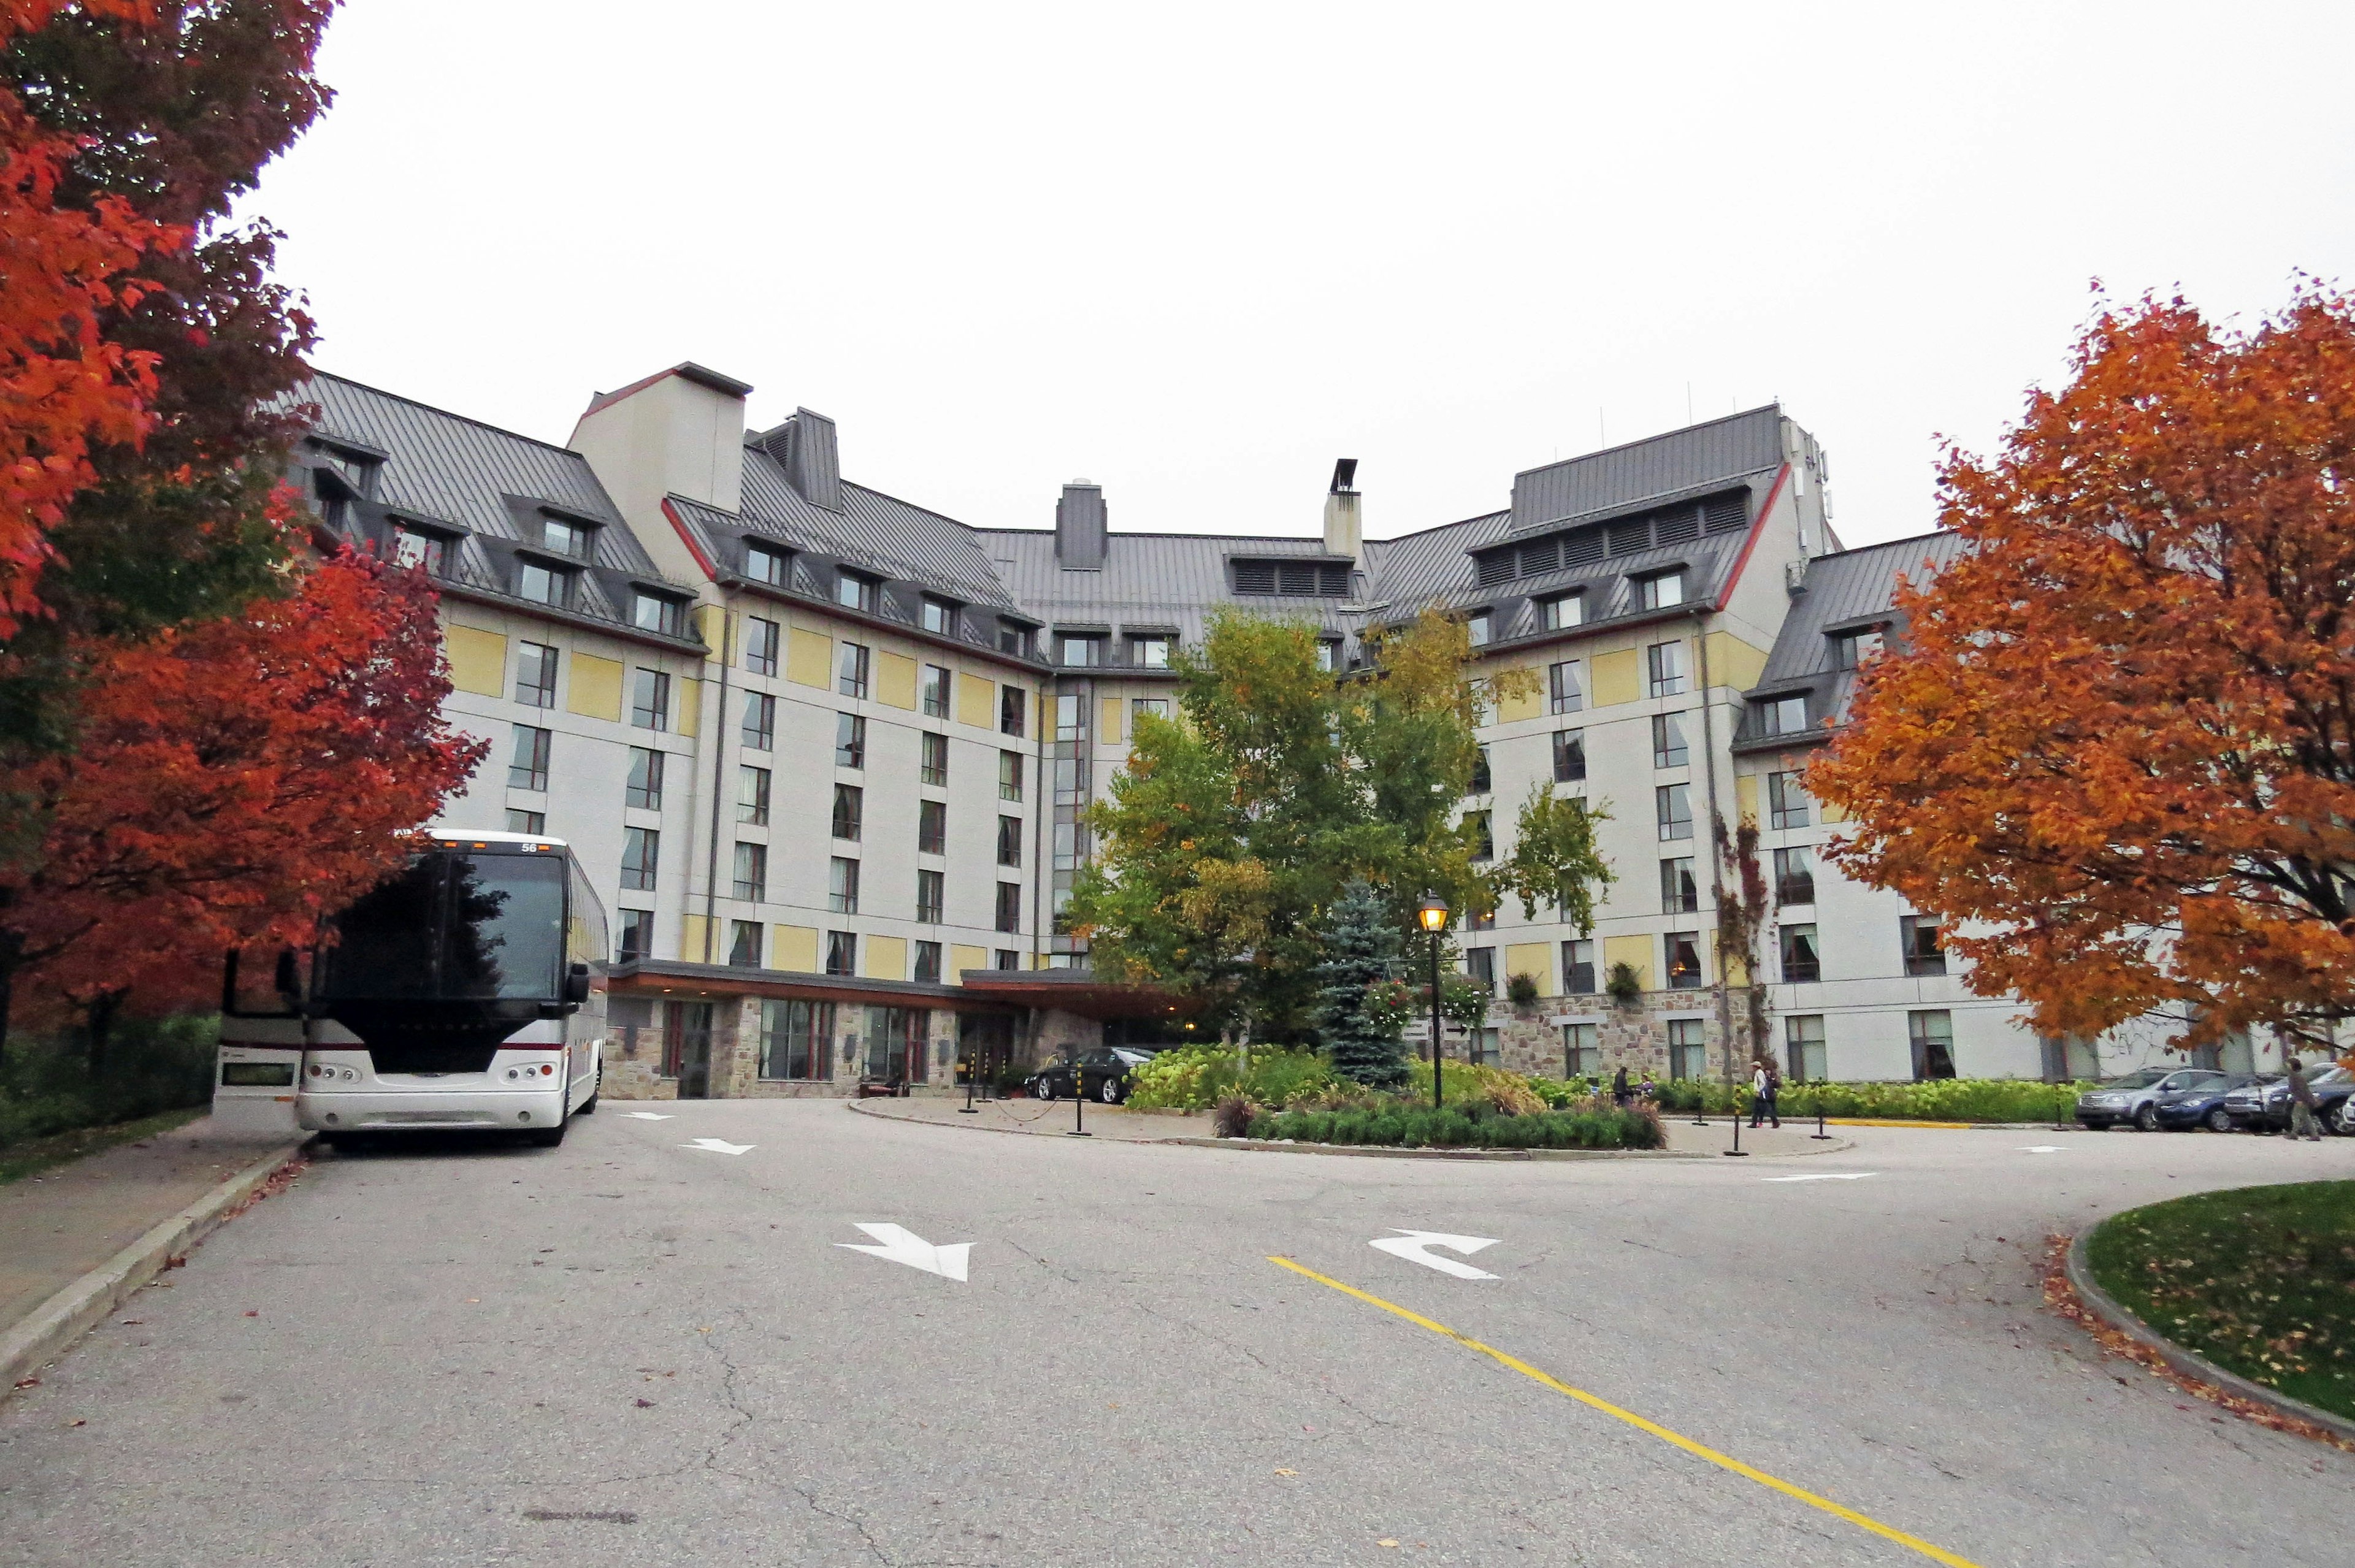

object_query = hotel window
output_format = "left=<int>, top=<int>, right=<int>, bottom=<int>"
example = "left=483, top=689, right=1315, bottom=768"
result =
left=1668, top=1017, right=1708, bottom=1080
left=1463, top=947, right=1496, bottom=993
left=542, top=517, right=591, bottom=558
left=916, top=869, right=945, bottom=924
left=737, top=765, right=770, bottom=825
left=995, top=881, right=1021, bottom=933
left=1540, top=592, right=1582, bottom=632
left=1052, top=821, right=1079, bottom=873
left=1315, top=640, right=1339, bottom=672
left=1774, top=846, right=1815, bottom=906
left=1132, top=634, right=1172, bottom=669
left=741, top=691, right=775, bottom=751
left=634, top=591, right=686, bottom=637
left=825, top=931, right=857, bottom=977
left=744, top=540, right=787, bottom=586
left=506, top=809, right=545, bottom=835
left=1468, top=745, right=1492, bottom=795
left=616, top=909, right=654, bottom=964
left=1780, top=923, right=1821, bottom=983
left=1646, top=640, right=1685, bottom=698
left=1000, top=685, right=1026, bottom=736
left=917, top=798, right=947, bottom=857
left=516, top=642, right=557, bottom=709
left=1660, top=857, right=1699, bottom=914
left=1466, top=611, right=1492, bottom=648
left=921, top=731, right=949, bottom=786
left=1665, top=931, right=1703, bottom=989
left=1057, top=633, right=1104, bottom=667
left=508, top=725, right=551, bottom=792
left=1133, top=697, right=1170, bottom=724
left=997, top=620, right=1032, bottom=657
left=1901, top=915, right=1946, bottom=977
left=1638, top=570, right=1685, bottom=611
left=1468, top=1027, right=1500, bottom=1068
left=625, top=746, right=664, bottom=811
left=836, top=570, right=876, bottom=613
left=1769, top=770, right=1811, bottom=830
left=1756, top=694, right=1808, bottom=736
left=1552, top=729, right=1587, bottom=784
left=921, top=596, right=957, bottom=635
left=1563, top=1022, right=1600, bottom=1078
left=1652, top=711, right=1689, bottom=769
left=1054, top=756, right=1083, bottom=806
left=831, top=784, right=863, bottom=842
left=994, top=948, right=1019, bottom=971
left=829, top=857, right=860, bottom=916
left=1548, top=660, right=1583, bottom=714
left=732, top=843, right=767, bottom=903
left=1561, top=939, right=1596, bottom=995
left=760, top=998, right=835, bottom=1080
left=998, top=749, right=1024, bottom=801
left=745, top=616, right=779, bottom=676
left=913, top=941, right=943, bottom=984
left=835, top=713, right=865, bottom=769
left=392, top=524, right=446, bottom=575
left=620, top=827, right=659, bottom=891
left=726, top=920, right=761, bottom=968
left=1465, top=809, right=1493, bottom=861
left=631, top=668, right=670, bottom=731
left=1830, top=627, right=1883, bottom=670
left=997, top=814, right=1024, bottom=868
left=838, top=641, right=870, bottom=699
left=1910, top=1010, right=1957, bottom=1080
left=1786, top=1015, right=1827, bottom=1083
left=921, top=663, right=950, bottom=717
left=1656, top=782, right=1693, bottom=841
left=516, top=560, right=571, bottom=608
left=1055, top=692, right=1085, bottom=741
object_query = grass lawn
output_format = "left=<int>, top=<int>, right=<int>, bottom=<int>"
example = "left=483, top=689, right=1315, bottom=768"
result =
left=0, top=1106, right=209, bottom=1188
left=2086, top=1180, right=2355, bottom=1423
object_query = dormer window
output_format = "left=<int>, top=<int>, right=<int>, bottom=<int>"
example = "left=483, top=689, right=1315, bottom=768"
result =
left=1465, top=611, right=1492, bottom=648
left=1539, top=592, right=1582, bottom=631
left=542, top=517, right=593, bottom=559
left=517, top=560, right=572, bottom=608
left=1132, top=635, right=1172, bottom=669
left=997, top=619, right=1033, bottom=657
left=633, top=591, right=687, bottom=638
left=837, top=570, right=876, bottom=613
left=1316, top=640, right=1338, bottom=673
left=1638, top=570, right=1686, bottom=611
left=921, top=596, right=959, bottom=635
left=310, top=468, right=353, bottom=530
left=1755, top=694, right=1809, bottom=736
left=391, top=523, right=448, bottom=576
left=745, top=540, right=787, bottom=587
left=1830, top=627, right=1885, bottom=670
left=1057, top=633, right=1104, bottom=668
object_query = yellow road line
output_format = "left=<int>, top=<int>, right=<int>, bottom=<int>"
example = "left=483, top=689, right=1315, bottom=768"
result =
left=1267, top=1255, right=1985, bottom=1568
left=1824, top=1117, right=1978, bottom=1128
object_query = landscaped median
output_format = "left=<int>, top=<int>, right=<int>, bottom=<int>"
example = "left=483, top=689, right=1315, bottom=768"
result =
left=1246, top=1100, right=1663, bottom=1151
left=2077, top=1180, right=2355, bottom=1431
left=1653, top=1074, right=2089, bottom=1125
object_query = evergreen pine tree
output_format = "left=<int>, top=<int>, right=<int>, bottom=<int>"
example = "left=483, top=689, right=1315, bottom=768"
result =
left=1314, top=880, right=1409, bottom=1088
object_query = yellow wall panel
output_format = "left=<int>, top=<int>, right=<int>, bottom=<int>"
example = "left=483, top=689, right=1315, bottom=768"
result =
left=1704, top=630, right=1771, bottom=692
left=675, top=676, right=701, bottom=738
left=950, top=944, right=989, bottom=982
left=680, top=914, right=710, bottom=966
left=957, top=673, right=995, bottom=728
left=787, top=627, right=832, bottom=688
left=1602, top=933, right=1653, bottom=991
left=1735, top=773, right=1760, bottom=825
left=1590, top=648, right=1641, bottom=707
left=1504, top=942, right=1552, bottom=993
left=443, top=622, right=507, bottom=697
left=1496, top=671, right=1543, bottom=724
left=694, top=604, right=727, bottom=656
left=773, top=925, right=819, bottom=974
left=1100, top=697, right=1124, bottom=743
left=565, top=652, right=622, bottom=721
left=875, top=650, right=919, bottom=710
left=863, top=935, right=908, bottom=981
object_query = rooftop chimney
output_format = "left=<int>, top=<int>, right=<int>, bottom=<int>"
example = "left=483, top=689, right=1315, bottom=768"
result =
left=776, top=407, right=843, bottom=513
left=1055, top=479, right=1106, bottom=570
left=1322, top=457, right=1361, bottom=559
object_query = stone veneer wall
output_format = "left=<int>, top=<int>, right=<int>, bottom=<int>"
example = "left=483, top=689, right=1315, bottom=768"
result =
left=1484, top=989, right=1763, bottom=1083
left=599, top=999, right=967, bottom=1100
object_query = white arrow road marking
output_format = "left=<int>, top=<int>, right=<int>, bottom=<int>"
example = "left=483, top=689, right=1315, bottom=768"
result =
left=1761, top=1172, right=1877, bottom=1183
left=625, top=1112, right=675, bottom=1120
left=835, top=1223, right=972, bottom=1282
left=1369, top=1230, right=1501, bottom=1280
left=2021, top=1145, right=2067, bottom=1153
left=682, top=1138, right=754, bottom=1155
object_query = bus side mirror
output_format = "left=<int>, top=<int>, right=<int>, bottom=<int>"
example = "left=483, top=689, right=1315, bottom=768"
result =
left=564, top=963, right=591, bottom=1005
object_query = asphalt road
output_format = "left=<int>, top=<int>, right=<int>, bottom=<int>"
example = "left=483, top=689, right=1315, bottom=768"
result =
left=2, top=1102, right=2349, bottom=1567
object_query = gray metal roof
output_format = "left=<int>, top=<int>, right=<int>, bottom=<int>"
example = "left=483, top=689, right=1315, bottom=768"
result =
left=736, top=445, right=1017, bottom=609
left=1510, top=405, right=1785, bottom=533
left=1358, top=511, right=1515, bottom=606
left=979, top=529, right=1360, bottom=649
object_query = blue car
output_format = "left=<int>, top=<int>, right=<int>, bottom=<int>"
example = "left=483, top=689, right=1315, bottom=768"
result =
left=2152, top=1073, right=2265, bottom=1133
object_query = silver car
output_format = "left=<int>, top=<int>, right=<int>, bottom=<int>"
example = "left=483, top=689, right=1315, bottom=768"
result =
left=2076, top=1068, right=2231, bottom=1131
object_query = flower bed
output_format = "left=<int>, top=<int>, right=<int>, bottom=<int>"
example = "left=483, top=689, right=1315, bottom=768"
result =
left=1247, top=1098, right=1664, bottom=1152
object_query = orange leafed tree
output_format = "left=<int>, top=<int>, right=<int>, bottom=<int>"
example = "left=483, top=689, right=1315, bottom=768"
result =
left=0, top=548, right=487, bottom=1031
left=1809, top=285, right=2355, bottom=1052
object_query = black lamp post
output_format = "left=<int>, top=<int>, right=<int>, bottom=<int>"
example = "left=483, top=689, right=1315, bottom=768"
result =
left=1419, top=892, right=1450, bottom=1111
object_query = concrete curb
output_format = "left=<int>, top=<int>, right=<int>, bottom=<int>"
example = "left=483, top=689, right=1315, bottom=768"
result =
left=2063, top=1228, right=2355, bottom=1445
left=1, top=1138, right=309, bottom=1398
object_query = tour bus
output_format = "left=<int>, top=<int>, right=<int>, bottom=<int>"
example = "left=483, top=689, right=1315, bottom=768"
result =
left=215, top=832, right=608, bottom=1147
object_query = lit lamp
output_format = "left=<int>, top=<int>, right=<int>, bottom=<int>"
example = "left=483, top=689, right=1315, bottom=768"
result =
left=1417, top=893, right=1449, bottom=1110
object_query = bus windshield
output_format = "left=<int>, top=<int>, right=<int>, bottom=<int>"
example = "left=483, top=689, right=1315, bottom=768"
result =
left=318, top=852, right=567, bottom=1003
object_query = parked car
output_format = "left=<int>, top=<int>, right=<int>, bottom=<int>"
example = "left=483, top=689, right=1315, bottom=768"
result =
left=2077, top=1068, right=2231, bottom=1131
left=2152, top=1073, right=2267, bottom=1133
left=1026, top=1046, right=1159, bottom=1104
left=2223, top=1064, right=2355, bottom=1134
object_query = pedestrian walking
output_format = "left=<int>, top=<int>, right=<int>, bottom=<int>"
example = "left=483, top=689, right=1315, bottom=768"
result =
left=2286, top=1056, right=2323, bottom=1141
left=1750, top=1059, right=1770, bottom=1128
left=1762, top=1060, right=1782, bottom=1130
left=1612, top=1065, right=1631, bottom=1108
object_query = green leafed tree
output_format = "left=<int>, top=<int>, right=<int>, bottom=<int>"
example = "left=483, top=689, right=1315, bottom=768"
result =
left=1312, top=879, right=1409, bottom=1088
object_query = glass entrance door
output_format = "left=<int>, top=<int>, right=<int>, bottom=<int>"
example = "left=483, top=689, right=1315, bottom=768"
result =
left=667, top=1001, right=714, bottom=1098
left=863, top=1006, right=930, bottom=1085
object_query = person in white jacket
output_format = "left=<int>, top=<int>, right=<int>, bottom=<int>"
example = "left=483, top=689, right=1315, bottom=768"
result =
left=1750, top=1059, right=1782, bottom=1130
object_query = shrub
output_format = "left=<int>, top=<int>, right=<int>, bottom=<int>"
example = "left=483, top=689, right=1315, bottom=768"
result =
left=1212, top=1093, right=1258, bottom=1139
left=1125, top=1044, right=1339, bottom=1111
left=1606, top=962, right=1643, bottom=1004
left=0, top=1015, right=218, bottom=1152
left=1648, top=1075, right=2089, bottom=1123
left=1505, top=971, right=1541, bottom=1007
left=1248, top=1101, right=1664, bottom=1152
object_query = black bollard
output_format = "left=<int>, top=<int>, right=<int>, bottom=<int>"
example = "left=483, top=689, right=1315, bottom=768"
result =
left=1810, top=1106, right=1833, bottom=1141
left=1069, top=1077, right=1092, bottom=1137
left=1723, top=1115, right=1749, bottom=1157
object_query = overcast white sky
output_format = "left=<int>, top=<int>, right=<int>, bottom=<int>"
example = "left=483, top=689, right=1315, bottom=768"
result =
left=247, top=1, right=2355, bottom=548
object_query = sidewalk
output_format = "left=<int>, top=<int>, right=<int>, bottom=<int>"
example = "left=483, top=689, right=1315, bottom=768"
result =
left=852, top=1095, right=1847, bottom=1157
left=1, top=1117, right=304, bottom=1375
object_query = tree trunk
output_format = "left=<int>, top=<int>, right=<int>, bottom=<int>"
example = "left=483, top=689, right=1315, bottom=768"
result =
left=0, top=927, right=18, bottom=1073
left=83, top=987, right=126, bottom=1080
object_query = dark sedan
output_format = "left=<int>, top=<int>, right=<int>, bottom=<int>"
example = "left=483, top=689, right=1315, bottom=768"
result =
left=1026, top=1046, right=1158, bottom=1104
left=2153, top=1073, right=2266, bottom=1132
left=2221, top=1063, right=2355, bottom=1133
